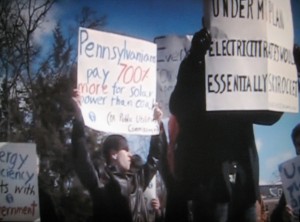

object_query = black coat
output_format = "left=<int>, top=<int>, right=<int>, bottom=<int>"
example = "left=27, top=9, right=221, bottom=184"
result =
left=169, top=50, right=283, bottom=205
left=71, top=114, right=166, bottom=222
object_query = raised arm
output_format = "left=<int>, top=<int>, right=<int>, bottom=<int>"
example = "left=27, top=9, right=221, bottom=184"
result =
left=140, top=106, right=167, bottom=190
left=71, top=93, right=101, bottom=192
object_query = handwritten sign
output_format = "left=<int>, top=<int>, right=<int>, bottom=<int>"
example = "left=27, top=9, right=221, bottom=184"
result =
left=204, top=0, right=298, bottom=112
left=279, top=156, right=300, bottom=216
left=0, top=143, right=40, bottom=221
left=78, top=27, right=159, bottom=135
left=279, top=155, right=300, bottom=218
left=154, top=35, right=191, bottom=117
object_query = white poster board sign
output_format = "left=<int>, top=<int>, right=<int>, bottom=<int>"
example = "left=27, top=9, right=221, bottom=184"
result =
left=279, top=155, right=300, bottom=217
left=78, top=28, right=159, bottom=135
left=155, top=35, right=192, bottom=117
left=0, top=143, right=40, bottom=221
left=204, top=0, right=298, bottom=112
left=143, top=175, right=156, bottom=210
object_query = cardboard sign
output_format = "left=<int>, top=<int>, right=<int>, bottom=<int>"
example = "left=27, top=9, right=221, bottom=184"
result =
left=279, top=155, right=300, bottom=217
left=0, top=143, right=40, bottom=221
left=154, top=35, right=192, bottom=117
left=204, top=0, right=298, bottom=112
left=77, top=28, right=159, bottom=135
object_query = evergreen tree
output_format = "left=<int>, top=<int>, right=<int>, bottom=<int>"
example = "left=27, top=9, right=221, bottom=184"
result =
left=0, top=1, right=107, bottom=221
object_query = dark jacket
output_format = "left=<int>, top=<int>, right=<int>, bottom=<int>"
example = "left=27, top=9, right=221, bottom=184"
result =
left=169, top=31, right=283, bottom=204
left=71, top=113, right=166, bottom=222
left=270, top=192, right=294, bottom=222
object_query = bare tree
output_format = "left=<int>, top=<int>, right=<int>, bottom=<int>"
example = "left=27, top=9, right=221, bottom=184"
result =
left=0, top=1, right=107, bottom=220
left=0, top=0, right=54, bottom=141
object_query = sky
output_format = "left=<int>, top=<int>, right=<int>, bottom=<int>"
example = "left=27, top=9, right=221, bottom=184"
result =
left=51, top=0, right=300, bottom=185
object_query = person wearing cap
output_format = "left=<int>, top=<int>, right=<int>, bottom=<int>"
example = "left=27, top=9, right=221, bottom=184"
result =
left=71, top=92, right=167, bottom=222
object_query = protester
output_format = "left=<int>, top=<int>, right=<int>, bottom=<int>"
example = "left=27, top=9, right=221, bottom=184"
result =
left=37, top=157, right=64, bottom=222
left=165, top=25, right=283, bottom=222
left=270, top=195, right=294, bottom=222
left=38, top=180, right=63, bottom=222
left=71, top=91, right=167, bottom=222
left=270, top=44, right=300, bottom=222
left=270, top=123, right=300, bottom=222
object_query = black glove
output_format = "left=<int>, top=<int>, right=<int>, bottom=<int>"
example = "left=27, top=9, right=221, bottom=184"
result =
left=190, top=28, right=211, bottom=61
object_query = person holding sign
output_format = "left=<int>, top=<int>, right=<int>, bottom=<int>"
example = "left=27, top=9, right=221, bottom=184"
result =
left=166, top=26, right=283, bottom=222
left=270, top=123, right=300, bottom=222
left=71, top=91, right=167, bottom=222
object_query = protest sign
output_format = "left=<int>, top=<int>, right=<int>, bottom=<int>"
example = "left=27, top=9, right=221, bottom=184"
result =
left=77, top=27, right=159, bottom=135
left=143, top=175, right=156, bottom=210
left=279, top=155, right=300, bottom=217
left=0, top=143, right=40, bottom=221
left=154, top=35, right=192, bottom=117
left=204, top=0, right=298, bottom=112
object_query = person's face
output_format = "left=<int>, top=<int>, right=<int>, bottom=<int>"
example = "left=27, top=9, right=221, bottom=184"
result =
left=115, top=149, right=132, bottom=172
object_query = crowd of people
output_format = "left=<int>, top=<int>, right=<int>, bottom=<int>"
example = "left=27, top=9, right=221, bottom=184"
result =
left=67, top=27, right=300, bottom=222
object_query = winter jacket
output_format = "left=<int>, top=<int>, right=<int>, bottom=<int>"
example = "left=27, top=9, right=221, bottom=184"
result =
left=169, top=29, right=283, bottom=205
left=71, top=113, right=166, bottom=222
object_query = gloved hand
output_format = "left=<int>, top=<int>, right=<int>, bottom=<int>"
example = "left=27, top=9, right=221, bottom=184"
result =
left=190, top=28, right=211, bottom=61
left=294, top=44, right=300, bottom=72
